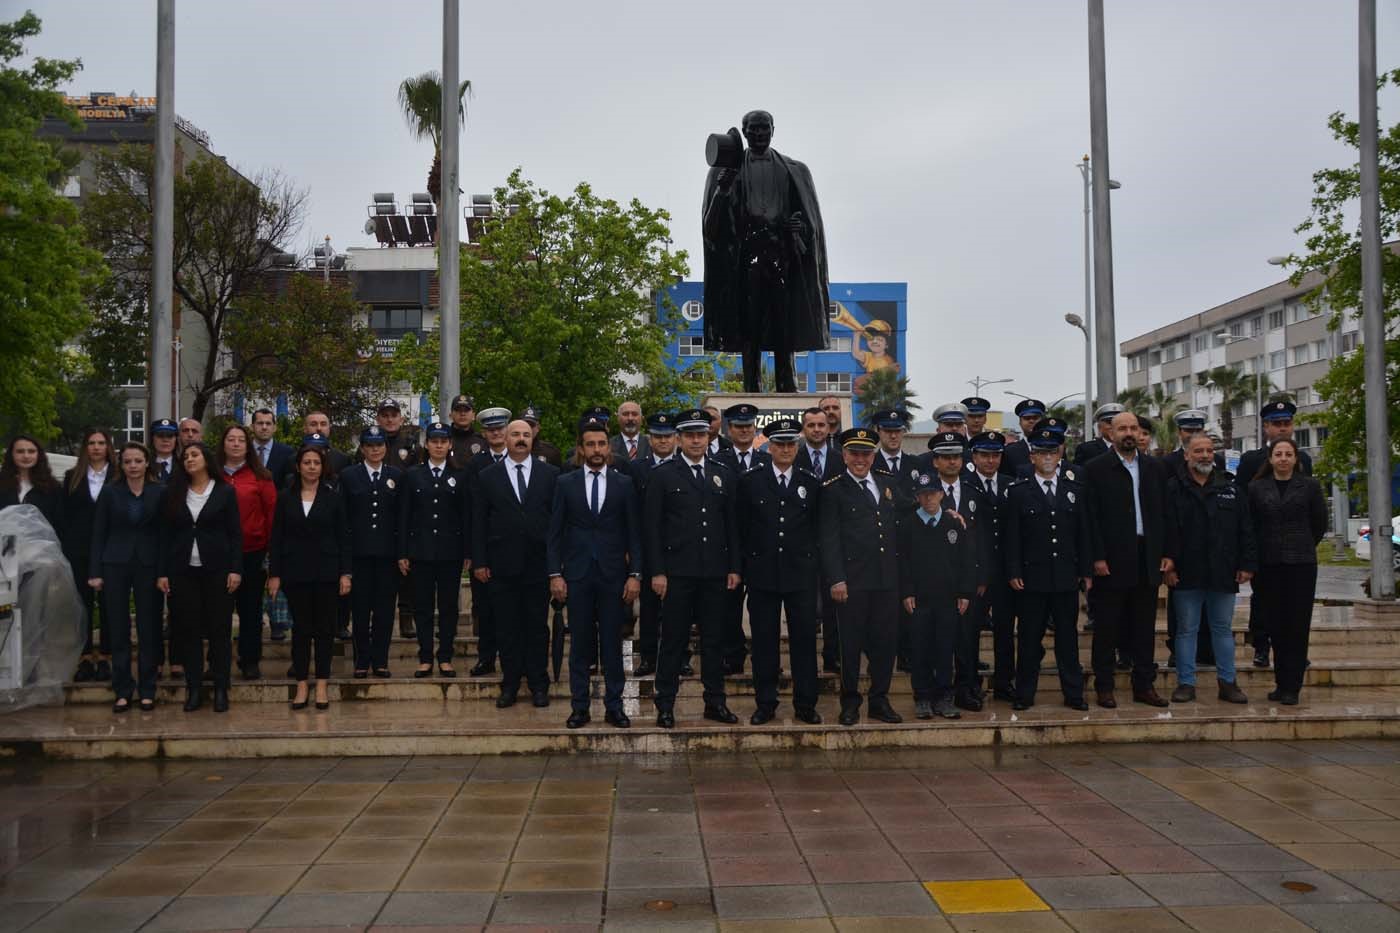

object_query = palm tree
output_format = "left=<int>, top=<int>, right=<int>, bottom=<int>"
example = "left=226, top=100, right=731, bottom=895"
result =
left=1197, top=366, right=1279, bottom=450
left=853, top=368, right=920, bottom=423
left=397, top=71, right=472, bottom=205
left=1117, top=386, right=1150, bottom=413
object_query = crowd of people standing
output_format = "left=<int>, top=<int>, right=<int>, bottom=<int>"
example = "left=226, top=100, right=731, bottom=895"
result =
left=0, top=390, right=1329, bottom=725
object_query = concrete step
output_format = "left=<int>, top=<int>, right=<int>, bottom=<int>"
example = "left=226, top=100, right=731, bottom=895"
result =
left=63, top=658, right=1400, bottom=705
left=10, top=686, right=1400, bottom=759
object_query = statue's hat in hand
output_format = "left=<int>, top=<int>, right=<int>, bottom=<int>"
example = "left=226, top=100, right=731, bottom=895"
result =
left=705, top=127, right=743, bottom=169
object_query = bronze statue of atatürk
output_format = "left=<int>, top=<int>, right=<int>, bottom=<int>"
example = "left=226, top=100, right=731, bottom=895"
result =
left=703, top=110, right=830, bottom=393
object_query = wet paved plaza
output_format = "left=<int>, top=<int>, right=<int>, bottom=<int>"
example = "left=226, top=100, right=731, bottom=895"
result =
left=1, top=742, right=1400, bottom=931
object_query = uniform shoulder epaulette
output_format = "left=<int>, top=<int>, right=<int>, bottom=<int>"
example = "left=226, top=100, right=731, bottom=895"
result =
left=795, top=466, right=819, bottom=480
left=823, top=474, right=843, bottom=487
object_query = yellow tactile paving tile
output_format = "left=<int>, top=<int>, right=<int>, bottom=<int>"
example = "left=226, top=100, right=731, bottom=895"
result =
left=924, top=879, right=1050, bottom=914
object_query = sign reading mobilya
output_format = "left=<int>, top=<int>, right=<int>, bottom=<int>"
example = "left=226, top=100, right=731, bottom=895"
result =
left=62, top=93, right=211, bottom=147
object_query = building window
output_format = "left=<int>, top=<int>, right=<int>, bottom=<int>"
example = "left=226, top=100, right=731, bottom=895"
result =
left=1340, top=332, right=1359, bottom=353
left=1317, top=426, right=1330, bottom=443
left=827, top=301, right=839, bottom=319
left=815, top=372, right=851, bottom=393
left=1295, top=387, right=1311, bottom=405
left=1231, top=400, right=1245, bottom=418
left=1295, top=428, right=1312, bottom=448
left=684, top=369, right=709, bottom=385
left=1269, top=350, right=1286, bottom=370
left=827, top=335, right=853, bottom=352
left=1163, top=344, right=1177, bottom=363
left=1149, top=349, right=1162, bottom=366
left=1292, top=344, right=1309, bottom=365
left=1228, top=321, right=1244, bottom=338
left=1250, top=316, right=1263, bottom=337
left=369, top=307, right=423, bottom=332
left=678, top=335, right=704, bottom=357
left=1268, top=309, right=1285, bottom=330
left=681, top=300, right=703, bottom=322
left=1128, top=353, right=1145, bottom=373
left=1193, top=334, right=1208, bottom=353
left=794, top=351, right=808, bottom=361
left=1289, top=302, right=1312, bottom=324
left=1312, top=339, right=1329, bottom=361
left=123, top=408, right=145, bottom=444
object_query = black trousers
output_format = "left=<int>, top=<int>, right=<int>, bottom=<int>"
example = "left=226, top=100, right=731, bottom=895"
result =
left=102, top=562, right=160, bottom=701
left=837, top=588, right=898, bottom=710
left=75, top=570, right=110, bottom=656
left=1247, top=589, right=1270, bottom=655
left=819, top=586, right=841, bottom=667
left=1016, top=590, right=1085, bottom=705
left=909, top=602, right=958, bottom=703
left=235, top=549, right=267, bottom=669
left=471, top=577, right=497, bottom=667
left=981, top=582, right=1017, bottom=694
left=952, top=596, right=984, bottom=700
left=285, top=581, right=337, bottom=681
left=749, top=586, right=818, bottom=713
left=722, top=583, right=748, bottom=668
left=414, top=560, right=461, bottom=665
left=655, top=576, right=726, bottom=711
left=352, top=557, right=398, bottom=670
left=1090, top=575, right=1158, bottom=693
left=170, top=568, right=232, bottom=691
left=1255, top=562, right=1318, bottom=693
left=397, top=567, right=415, bottom=629
left=566, top=566, right=626, bottom=714
left=637, top=581, right=661, bottom=662
left=491, top=576, right=550, bottom=698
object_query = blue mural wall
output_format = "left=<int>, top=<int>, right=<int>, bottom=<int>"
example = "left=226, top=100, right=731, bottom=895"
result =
left=657, top=281, right=908, bottom=425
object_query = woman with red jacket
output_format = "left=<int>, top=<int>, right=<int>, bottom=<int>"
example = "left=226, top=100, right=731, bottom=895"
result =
left=218, top=424, right=277, bottom=681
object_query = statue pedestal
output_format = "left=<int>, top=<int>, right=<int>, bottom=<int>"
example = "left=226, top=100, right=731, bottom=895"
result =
left=702, top=392, right=851, bottom=434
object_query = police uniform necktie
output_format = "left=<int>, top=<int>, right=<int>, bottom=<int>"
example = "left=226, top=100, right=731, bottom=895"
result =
left=159, top=462, right=170, bottom=480
left=1044, top=479, right=1054, bottom=503
left=371, top=470, right=379, bottom=484
left=739, top=451, right=748, bottom=471
left=779, top=473, right=788, bottom=490
left=891, top=455, right=899, bottom=474
left=590, top=470, right=601, bottom=515
left=861, top=477, right=876, bottom=505
left=515, top=464, right=527, bottom=503
left=432, top=467, right=441, bottom=480
left=946, top=484, right=956, bottom=511
left=693, top=464, right=704, bottom=486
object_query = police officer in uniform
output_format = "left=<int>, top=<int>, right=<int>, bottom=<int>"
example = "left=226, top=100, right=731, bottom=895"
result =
left=521, top=405, right=564, bottom=468
left=398, top=422, right=471, bottom=678
left=870, top=408, right=920, bottom=499
left=1073, top=403, right=1123, bottom=466
left=1002, top=427, right=1093, bottom=711
left=645, top=409, right=742, bottom=728
left=1000, top=399, right=1046, bottom=476
left=714, top=403, right=768, bottom=673
left=367, top=399, right=421, bottom=638
left=465, top=407, right=511, bottom=676
left=341, top=426, right=402, bottom=678
left=1234, top=398, right=1312, bottom=667
left=737, top=417, right=822, bottom=725
left=961, top=397, right=991, bottom=438
left=629, top=412, right=678, bottom=677
left=965, top=431, right=1016, bottom=700
left=447, top=395, right=486, bottom=470
left=819, top=427, right=903, bottom=726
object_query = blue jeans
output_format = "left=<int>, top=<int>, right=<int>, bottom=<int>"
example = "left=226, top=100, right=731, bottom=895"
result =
left=1173, top=589, right=1237, bottom=685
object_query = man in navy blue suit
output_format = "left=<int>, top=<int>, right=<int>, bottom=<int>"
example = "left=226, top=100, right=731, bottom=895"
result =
left=547, top=420, right=642, bottom=729
left=250, top=408, right=293, bottom=479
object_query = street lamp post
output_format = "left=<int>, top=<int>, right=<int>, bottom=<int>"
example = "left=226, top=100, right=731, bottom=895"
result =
left=967, top=376, right=1012, bottom=397
left=1077, top=157, right=1121, bottom=414
left=1065, top=313, right=1092, bottom=442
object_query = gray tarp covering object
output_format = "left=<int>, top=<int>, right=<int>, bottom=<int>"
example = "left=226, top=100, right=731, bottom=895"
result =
left=0, top=505, right=85, bottom=710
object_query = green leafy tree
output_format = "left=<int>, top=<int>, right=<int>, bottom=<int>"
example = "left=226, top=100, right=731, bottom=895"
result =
left=397, top=71, right=471, bottom=206
left=853, top=368, right=920, bottom=423
left=82, top=276, right=148, bottom=385
left=1276, top=67, right=1400, bottom=489
left=81, top=145, right=307, bottom=421
left=0, top=12, right=106, bottom=441
left=1116, top=386, right=1150, bottom=413
left=228, top=276, right=392, bottom=449
left=395, top=170, right=690, bottom=448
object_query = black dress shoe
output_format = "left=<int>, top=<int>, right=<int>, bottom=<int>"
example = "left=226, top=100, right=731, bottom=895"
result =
left=838, top=707, right=860, bottom=726
left=823, top=660, right=841, bottom=674
left=977, top=660, right=990, bottom=672
left=794, top=707, right=822, bottom=725
left=469, top=661, right=496, bottom=677
left=993, top=688, right=1017, bottom=702
left=1133, top=689, right=1170, bottom=708
left=1278, top=691, right=1299, bottom=706
left=1064, top=697, right=1089, bottom=711
left=373, top=668, right=392, bottom=679
left=414, top=666, right=433, bottom=679
left=656, top=710, right=675, bottom=728
left=353, top=670, right=369, bottom=679
left=72, top=659, right=95, bottom=682
left=240, top=664, right=261, bottom=681
left=635, top=659, right=656, bottom=677
left=496, top=693, right=517, bottom=709
left=1012, top=699, right=1031, bottom=711
left=703, top=704, right=738, bottom=725
left=680, top=663, right=695, bottom=677
left=750, top=708, right=775, bottom=726
left=605, top=709, right=631, bottom=728
left=1097, top=692, right=1117, bottom=709
left=869, top=703, right=903, bottom=724
left=112, top=698, right=130, bottom=714
left=213, top=688, right=229, bottom=713
left=438, top=665, right=457, bottom=678
left=532, top=692, right=550, bottom=708
left=955, top=694, right=983, bottom=713
left=183, top=689, right=203, bottom=712
left=566, top=710, right=590, bottom=729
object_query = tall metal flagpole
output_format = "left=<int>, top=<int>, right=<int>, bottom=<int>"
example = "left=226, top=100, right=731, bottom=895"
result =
left=437, top=0, right=461, bottom=418
left=1357, top=0, right=1394, bottom=599
left=150, top=0, right=175, bottom=421
left=1087, top=0, right=1118, bottom=404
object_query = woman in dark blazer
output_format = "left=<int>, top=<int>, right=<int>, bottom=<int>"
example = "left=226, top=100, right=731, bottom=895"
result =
left=267, top=446, right=351, bottom=711
left=158, top=442, right=243, bottom=713
left=1247, top=437, right=1327, bottom=706
left=89, top=443, right=166, bottom=712
left=0, top=435, right=65, bottom=530
left=62, top=428, right=117, bottom=683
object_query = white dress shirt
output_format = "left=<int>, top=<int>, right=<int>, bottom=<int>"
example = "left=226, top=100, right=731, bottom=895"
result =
left=1115, top=449, right=1144, bottom=535
left=506, top=454, right=533, bottom=501
left=585, top=468, right=607, bottom=511
left=86, top=465, right=108, bottom=501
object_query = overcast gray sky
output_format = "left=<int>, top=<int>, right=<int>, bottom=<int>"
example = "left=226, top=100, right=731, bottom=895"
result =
left=18, top=0, right=1397, bottom=409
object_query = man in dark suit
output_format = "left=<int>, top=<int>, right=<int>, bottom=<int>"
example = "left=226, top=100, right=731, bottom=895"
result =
left=282, top=412, right=351, bottom=485
left=870, top=408, right=920, bottom=499
left=737, top=417, right=823, bottom=725
left=645, top=409, right=742, bottom=728
left=1083, top=411, right=1177, bottom=708
left=249, top=409, right=293, bottom=480
left=628, top=412, right=678, bottom=677
left=398, top=422, right=471, bottom=678
left=796, top=406, right=843, bottom=673
left=1072, top=404, right=1122, bottom=467
left=713, top=403, right=769, bottom=673
left=473, top=420, right=560, bottom=709
left=1000, top=398, right=1046, bottom=477
left=340, top=426, right=402, bottom=677
left=611, top=400, right=651, bottom=463
left=548, top=420, right=641, bottom=728
left=463, top=406, right=512, bottom=676
left=819, top=427, right=903, bottom=726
